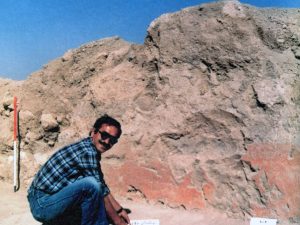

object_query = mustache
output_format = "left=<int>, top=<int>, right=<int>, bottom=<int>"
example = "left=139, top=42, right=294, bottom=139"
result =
left=98, top=140, right=110, bottom=150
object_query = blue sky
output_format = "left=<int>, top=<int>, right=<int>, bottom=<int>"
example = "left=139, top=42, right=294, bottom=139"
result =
left=0, top=0, right=299, bottom=80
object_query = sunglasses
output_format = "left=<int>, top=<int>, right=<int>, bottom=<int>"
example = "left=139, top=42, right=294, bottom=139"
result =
left=98, top=130, right=118, bottom=145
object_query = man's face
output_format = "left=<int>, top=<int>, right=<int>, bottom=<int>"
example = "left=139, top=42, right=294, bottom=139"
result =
left=91, top=123, right=119, bottom=154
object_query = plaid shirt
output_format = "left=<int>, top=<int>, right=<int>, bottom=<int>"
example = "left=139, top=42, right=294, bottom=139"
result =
left=30, top=137, right=110, bottom=196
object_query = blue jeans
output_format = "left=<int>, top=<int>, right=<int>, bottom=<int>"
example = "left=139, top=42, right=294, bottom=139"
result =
left=27, top=177, right=108, bottom=225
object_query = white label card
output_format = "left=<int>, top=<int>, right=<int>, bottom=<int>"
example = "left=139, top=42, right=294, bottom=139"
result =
left=130, top=219, right=160, bottom=225
left=250, top=217, right=277, bottom=225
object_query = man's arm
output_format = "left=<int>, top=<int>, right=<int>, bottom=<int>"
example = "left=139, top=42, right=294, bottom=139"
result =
left=104, top=194, right=129, bottom=225
left=106, top=193, right=130, bottom=224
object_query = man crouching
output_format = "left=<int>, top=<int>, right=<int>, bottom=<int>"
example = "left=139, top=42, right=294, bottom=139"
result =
left=27, top=115, right=130, bottom=225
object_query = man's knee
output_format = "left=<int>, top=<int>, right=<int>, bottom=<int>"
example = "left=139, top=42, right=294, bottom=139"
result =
left=82, top=177, right=101, bottom=194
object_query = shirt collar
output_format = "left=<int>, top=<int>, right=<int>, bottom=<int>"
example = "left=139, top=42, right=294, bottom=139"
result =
left=87, top=137, right=102, bottom=160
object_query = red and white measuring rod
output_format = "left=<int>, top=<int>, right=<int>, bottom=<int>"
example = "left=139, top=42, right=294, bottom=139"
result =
left=13, top=96, right=18, bottom=192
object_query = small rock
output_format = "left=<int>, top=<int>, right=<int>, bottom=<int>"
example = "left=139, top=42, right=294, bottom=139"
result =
left=199, top=62, right=208, bottom=73
left=56, top=115, right=64, bottom=124
left=61, top=50, right=73, bottom=62
left=19, top=110, right=35, bottom=122
left=277, top=38, right=285, bottom=43
left=2, top=92, right=13, bottom=110
left=40, top=113, right=59, bottom=131
left=25, top=131, right=43, bottom=143
left=48, top=140, right=55, bottom=147
left=7, top=103, right=14, bottom=111
left=292, top=47, right=300, bottom=59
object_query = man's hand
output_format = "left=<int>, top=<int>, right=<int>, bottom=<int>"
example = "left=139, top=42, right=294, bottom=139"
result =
left=104, top=194, right=131, bottom=225
left=118, top=209, right=130, bottom=224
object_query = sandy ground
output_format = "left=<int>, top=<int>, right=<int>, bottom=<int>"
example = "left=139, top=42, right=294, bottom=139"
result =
left=0, top=181, right=250, bottom=225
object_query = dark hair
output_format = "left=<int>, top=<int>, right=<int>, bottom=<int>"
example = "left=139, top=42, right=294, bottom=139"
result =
left=93, top=114, right=122, bottom=138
